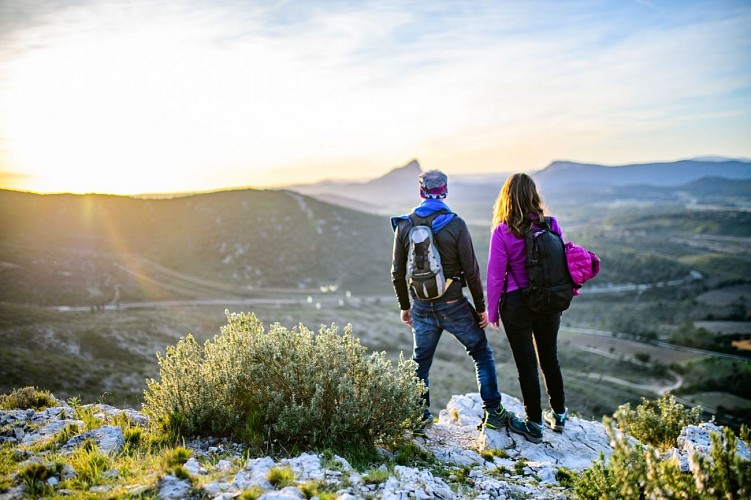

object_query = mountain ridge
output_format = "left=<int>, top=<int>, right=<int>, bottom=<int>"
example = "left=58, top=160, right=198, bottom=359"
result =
left=0, top=188, right=396, bottom=305
left=283, top=157, right=751, bottom=221
left=533, top=158, right=751, bottom=189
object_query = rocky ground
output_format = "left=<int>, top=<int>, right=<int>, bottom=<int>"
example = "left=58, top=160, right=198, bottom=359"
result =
left=1, top=393, right=748, bottom=499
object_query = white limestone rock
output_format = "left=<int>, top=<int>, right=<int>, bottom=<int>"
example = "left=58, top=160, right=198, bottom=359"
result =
left=20, top=419, right=84, bottom=446
left=282, top=452, right=325, bottom=481
left=61, top=425, right=125, bottom=455
left=89, top=404, right=149, bottom=427
left=157, top=474, right=192, bottom=499
left=665, top=422, right=751, bottom=472
left=232, top=456, right=275, bottom=490
left=183, top=457, right=206, bottom=475
left=441, top=393, right=612, bottom=471
left=215, top=459, right=234, bottom=472
left=380, top=465, right=455, bottom=499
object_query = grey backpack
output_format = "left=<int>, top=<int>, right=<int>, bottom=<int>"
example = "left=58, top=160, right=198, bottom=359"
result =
left=406, top=211, right=449, bottom=300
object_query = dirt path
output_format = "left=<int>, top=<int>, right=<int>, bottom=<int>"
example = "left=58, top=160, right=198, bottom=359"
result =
left=573, top=371, right=684, bottom=396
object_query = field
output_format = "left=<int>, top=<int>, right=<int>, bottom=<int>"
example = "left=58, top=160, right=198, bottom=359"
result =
left=2, top=292, right=746, bottom=428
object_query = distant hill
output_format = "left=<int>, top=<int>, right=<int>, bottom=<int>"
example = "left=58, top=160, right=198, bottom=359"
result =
left=285, top=157, right=751, bottom=222
left=286, top=159, right=507, bottom=222
left=533, top=159, right=751, bottom=191
left=288, top=159, right=424, bottom=215
left=0, top=189, right=395, bottom=306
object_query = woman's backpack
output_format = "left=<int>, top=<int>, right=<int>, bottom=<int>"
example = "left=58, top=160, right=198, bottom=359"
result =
left=522, top=218, right=575, bottom=313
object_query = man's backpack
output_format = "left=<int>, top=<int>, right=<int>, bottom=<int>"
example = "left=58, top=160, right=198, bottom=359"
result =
left=406, top=211, right=450, bottom=300
left=522, top=217, right=575, bottom=313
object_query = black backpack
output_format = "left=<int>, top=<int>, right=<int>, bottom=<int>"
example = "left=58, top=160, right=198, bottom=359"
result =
left=521, top=217, right=575, bottom=313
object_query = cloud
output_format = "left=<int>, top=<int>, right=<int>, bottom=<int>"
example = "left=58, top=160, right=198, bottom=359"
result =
left=0, top=0, right=749, bottom=192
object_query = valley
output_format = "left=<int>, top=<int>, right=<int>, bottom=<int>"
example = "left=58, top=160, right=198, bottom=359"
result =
left=0, top=157, right=749, bottom=429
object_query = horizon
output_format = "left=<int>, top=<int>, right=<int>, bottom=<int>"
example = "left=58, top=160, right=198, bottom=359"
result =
left=1, top=0, right=750, bottom=195
left=2, top=154, right=749, bottom=197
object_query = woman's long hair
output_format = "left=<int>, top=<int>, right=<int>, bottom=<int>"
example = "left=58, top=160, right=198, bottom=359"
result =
left=491, top=173, right=545, bottom=237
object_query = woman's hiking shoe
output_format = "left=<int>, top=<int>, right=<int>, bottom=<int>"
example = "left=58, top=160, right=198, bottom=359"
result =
left=543, top=408, right=568, bottom=432
left=508, top=414, right=543, bottom=443
left=483, top=406, right=510, bottom=430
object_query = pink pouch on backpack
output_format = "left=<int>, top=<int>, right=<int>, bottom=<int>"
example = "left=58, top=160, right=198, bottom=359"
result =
left=565, top=242, right=600, bottom=295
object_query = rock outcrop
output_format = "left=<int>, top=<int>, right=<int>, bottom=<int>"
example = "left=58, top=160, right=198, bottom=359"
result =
left=0, top=392, right=746, bottom=499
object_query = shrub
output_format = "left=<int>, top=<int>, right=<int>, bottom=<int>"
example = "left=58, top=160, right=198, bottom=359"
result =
left=0, top=386, right=56, bottom=410
left=143, top=312, right=424, bottom=453
left=574, top=418, right=751, bottom=499
left=613, top=392, right=703, bottom=450
left=556, top=467, right=577, bottom=489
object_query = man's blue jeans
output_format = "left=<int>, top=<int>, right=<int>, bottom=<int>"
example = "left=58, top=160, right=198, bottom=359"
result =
left=411, top=296, right=502, bottom=418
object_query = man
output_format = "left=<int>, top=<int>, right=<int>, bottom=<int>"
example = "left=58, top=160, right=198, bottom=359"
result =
left=391, top=170, right=509, bottom=434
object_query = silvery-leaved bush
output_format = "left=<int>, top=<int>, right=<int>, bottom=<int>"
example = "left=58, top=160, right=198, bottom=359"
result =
left=144, top=311, right=424, bottom=453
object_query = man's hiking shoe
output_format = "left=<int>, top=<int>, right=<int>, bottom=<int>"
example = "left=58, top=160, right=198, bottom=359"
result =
left=412, top=415, right=434, bottom=437
left=508, top=414, right=543, bottom=443
left=483, top=406, right=510, bottom=430
left=544, top=408, right=568, bottom=433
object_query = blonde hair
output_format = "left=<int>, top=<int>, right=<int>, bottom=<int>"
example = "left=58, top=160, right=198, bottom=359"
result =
left=491, top=173, right=545, bottom=237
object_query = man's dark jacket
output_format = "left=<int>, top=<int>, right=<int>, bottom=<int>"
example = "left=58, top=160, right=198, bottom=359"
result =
left=391, top=214, right=486, bottom=313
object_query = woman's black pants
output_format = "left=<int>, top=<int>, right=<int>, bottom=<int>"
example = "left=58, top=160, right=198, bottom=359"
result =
left=500, top=290, right=566, bottom=423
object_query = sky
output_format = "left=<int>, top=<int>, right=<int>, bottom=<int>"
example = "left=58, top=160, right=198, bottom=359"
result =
left=0, top=0, right=749, bottom=195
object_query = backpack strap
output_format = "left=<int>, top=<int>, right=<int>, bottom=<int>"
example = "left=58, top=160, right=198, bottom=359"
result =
left=408, top=209, right=451, bottom=228
left=533, top=216, right=552, bottom=230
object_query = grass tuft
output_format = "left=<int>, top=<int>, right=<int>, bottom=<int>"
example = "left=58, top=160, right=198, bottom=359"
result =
left=267, top=465, right=296, bottom=488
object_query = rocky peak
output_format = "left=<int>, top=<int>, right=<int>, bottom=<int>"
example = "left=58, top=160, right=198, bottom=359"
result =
left=375, top=159, right=422, bottom=184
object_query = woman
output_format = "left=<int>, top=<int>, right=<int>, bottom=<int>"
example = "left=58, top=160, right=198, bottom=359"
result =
left=486, top=173, right=568, bottom=443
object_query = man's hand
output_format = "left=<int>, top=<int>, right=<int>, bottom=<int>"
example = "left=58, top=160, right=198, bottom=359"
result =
left=489, top=320, right=500, bottom=331
left=478, top=311, right=489, bottom=329
left=400, top=308, right=413, bottom=328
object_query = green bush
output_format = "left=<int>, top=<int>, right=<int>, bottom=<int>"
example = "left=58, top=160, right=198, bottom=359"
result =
left=143, top=311, right=424, bottom=453
left=575, top=418, right=751, bottom=499
left=613, top=393, right=703, bottom=450
left=741, top=424, right=750, bottom=444
left=0, top=386, right=56, bottom=410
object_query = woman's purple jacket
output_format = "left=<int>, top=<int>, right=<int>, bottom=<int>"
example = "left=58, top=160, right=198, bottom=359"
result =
left=486, top=216, right=563, bottom=324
